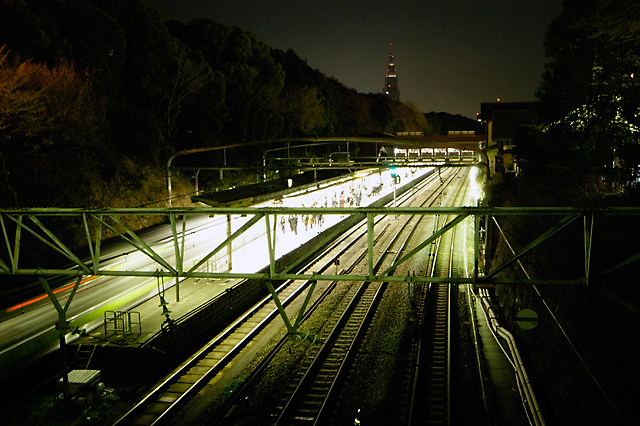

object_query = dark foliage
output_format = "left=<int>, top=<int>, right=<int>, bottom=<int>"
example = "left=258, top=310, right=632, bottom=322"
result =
left=423, top=111, right=483, bottom=135
left=0, top=0, right=449, bottom=208
left=529, top=0, right=640, bottom=187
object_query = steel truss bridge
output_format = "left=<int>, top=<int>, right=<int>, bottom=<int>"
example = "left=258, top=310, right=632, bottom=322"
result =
left=2, top=206, right=638, bottom=288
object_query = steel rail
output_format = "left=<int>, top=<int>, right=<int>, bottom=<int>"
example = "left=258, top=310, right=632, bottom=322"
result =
left=317, top=171, right=462, bottom=425
left=111, top=168, right=453, bottom=426
left=271, top=171, right=462, bottom=425
left=209, top=170, right=458, bottom=425
left=112, top=228, right=375, bottom=426
left=394, top=170, right=464, bottom=423
left=407, top=174, right=469, bottom=425
left=111, top=207, right=389, bottom=426
left=272, top=227, right=402, bottom=424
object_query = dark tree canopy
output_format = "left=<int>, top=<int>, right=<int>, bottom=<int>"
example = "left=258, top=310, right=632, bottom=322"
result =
left=0, top=0, right=458, bottom=208
left=534, top=0, right=640, bottom=185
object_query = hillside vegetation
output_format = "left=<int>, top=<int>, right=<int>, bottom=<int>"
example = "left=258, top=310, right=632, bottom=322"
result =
left=0, top=0, right=479, bottom=210
left=484, top=2, right=640, bottom=424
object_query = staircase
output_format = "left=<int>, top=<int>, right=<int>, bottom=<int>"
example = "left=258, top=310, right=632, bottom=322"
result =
left=72, top=344, right=97, bottom=370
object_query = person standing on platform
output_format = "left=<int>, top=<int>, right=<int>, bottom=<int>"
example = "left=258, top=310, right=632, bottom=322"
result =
left=289, top=214, right=298, bottom=235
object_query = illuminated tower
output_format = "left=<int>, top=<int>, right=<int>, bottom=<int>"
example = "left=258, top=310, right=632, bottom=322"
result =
left=384, top=44, right=399, bottom=101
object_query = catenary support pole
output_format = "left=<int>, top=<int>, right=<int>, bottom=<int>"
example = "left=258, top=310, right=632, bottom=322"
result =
left=39, top=275, right=82, bottom=400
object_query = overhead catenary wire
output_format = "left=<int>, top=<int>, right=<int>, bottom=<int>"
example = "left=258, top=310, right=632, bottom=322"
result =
left=491, top=216, right=626, bottom=425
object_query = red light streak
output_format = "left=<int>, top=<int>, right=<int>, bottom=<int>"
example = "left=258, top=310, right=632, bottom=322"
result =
left=6, top=275, right=97, bottom=312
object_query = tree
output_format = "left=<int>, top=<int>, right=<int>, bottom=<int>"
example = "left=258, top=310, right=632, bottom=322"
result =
left=279, top=86, right=325, bottom=137
left=537, top=0, right=640, bottom=185
left=0, top=47, right=108, bottom=207
left=368, top=94, right=395, bottom=133
left=332, top=85, right=374, bottom=136
left=167, top=20, right=285, bottom=143
left=223, top=28, right=285, bottom=142
left=159, top=57, right=215, bottom=143
left=0, top=46, right=49, bottom=205
left=404, top=101, right=434, bottom=134
left=0, top=46, right=49, bottom=137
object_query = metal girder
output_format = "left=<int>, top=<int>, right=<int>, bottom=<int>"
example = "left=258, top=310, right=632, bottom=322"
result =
left=0, top=214, right=20, bottom=271
left=169, top=214, right=186, bottom=276
left=96, top=214, right=177, bottom=273
left=1, top=207, right=640, bottom=286
left=367, top=213, right=375, bottom=277
left=584, top=214, right=593, bottom=284
left=39, top=275, right=82, bottom=400
left=266, top=214, right=276, bottom=278
left=380, top=213, right=469, bottom=277
left=187, top=212, right=264, bottom=275
left=265, top=280, right=294, bottom=334
left=2, top=214, right=92, bottom=274
left=596, top=250, right=640, bottom=280
left=482, top=214, right=581, bottom=281
left=83, top=212, right=102, bottom=274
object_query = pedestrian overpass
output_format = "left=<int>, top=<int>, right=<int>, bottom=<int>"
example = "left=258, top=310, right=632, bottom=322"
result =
left=166, top=135, right=489, bottom=200
left=3, top=135, right=640, bottom=342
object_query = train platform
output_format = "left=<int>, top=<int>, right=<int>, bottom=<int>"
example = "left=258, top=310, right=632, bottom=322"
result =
left=72, top=276, right=242, bottom=350
left=65, top=168, right=535, bottom=425
left=72, top=170, right=362, bottom=351
left=70, top=167, right=400, bottom=355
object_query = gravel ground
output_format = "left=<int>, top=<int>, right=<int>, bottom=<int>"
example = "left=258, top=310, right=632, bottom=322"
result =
left=207, top=283, right=494, bottom=425
left=208, top=215, right=494, bottom=424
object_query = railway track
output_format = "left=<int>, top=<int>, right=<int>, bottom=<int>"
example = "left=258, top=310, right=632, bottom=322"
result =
left=112, top=168, right=459, bottom=426
left=408, top=175, right=470, bottom=425
left=269, top=196, right=427, bottom=425
left=213, top=170, right=469, bottom=425
left=111, top=217, right=386, bottom=426
left=272, top=281, right=384, bottom=425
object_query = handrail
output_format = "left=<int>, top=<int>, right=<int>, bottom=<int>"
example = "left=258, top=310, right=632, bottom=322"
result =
left=478, top=288, right=545, bottom=426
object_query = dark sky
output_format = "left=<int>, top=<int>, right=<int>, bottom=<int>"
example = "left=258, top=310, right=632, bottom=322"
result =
left=145, top=0, right=563, bottom=119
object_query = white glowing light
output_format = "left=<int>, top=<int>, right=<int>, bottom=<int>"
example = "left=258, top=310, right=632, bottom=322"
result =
left=468, top=166, right=483, bottom=201
left=226, top=167, right=433, bottom=273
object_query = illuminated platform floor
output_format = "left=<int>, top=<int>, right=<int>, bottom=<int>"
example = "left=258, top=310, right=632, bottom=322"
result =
left=75, top=275, right=243, bottom=348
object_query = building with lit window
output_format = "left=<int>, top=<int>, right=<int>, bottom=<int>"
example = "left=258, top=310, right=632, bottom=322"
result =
left=479, top=101, right=539, bottom=174
left=384, top=45, right=399, bottom=102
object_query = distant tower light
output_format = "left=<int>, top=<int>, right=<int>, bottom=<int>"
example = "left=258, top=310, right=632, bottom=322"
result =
left=383, top=43, right=399, bottom=101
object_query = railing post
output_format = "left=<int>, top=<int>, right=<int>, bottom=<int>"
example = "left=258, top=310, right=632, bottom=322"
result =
left=584, top=214, right=593, bottom=285
left=474, top=210, right=480, bottom=283
left=367, top=212, right=375, bottom=278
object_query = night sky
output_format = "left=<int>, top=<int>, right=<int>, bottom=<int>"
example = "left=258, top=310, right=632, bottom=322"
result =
left=146, top=0, right=563, bottom=119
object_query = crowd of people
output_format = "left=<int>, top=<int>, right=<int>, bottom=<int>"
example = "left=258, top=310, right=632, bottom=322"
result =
left=277, top=180, right=383, bottom=237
